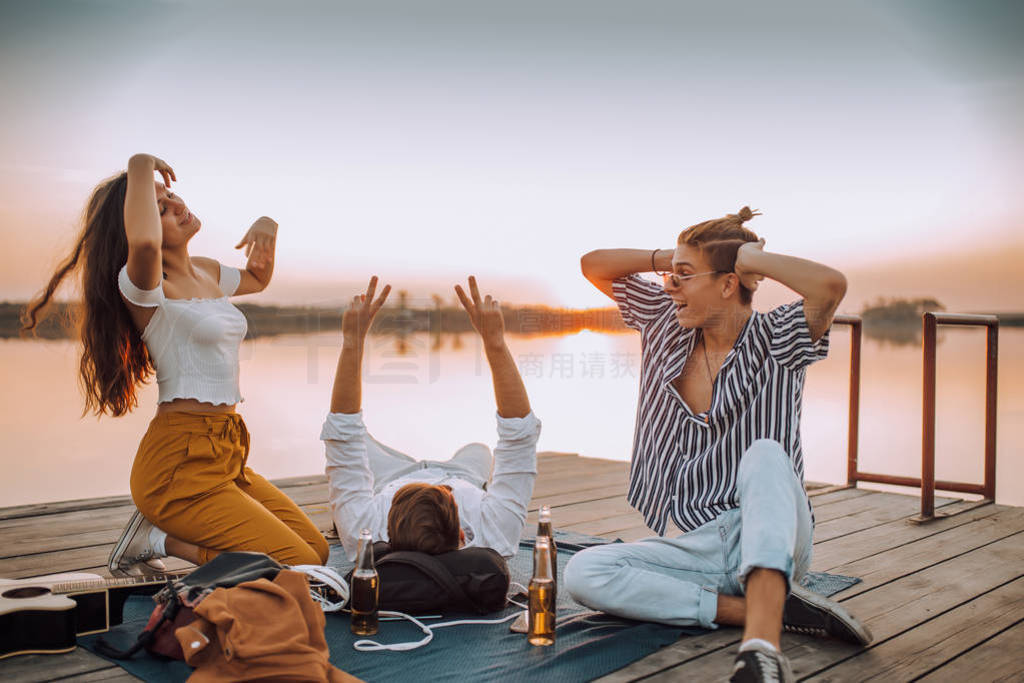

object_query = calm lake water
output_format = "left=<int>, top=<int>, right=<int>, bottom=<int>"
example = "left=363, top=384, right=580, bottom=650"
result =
left=2, top=327, right=1022, bottom=507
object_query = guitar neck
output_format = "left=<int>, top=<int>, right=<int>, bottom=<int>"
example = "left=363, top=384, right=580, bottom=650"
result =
left=52, top=572, right=186, bottom=596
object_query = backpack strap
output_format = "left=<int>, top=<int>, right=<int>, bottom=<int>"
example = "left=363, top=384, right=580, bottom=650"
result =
left=376, top=551, right=479, bottom=612
left=95, top=578, right=182, bottom=659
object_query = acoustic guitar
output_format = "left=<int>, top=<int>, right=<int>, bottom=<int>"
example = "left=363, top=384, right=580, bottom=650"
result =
left=0, top=570, right=188, bottom=659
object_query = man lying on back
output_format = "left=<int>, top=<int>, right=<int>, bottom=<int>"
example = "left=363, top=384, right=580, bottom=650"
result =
left=322, top=276, right=541, bottom=561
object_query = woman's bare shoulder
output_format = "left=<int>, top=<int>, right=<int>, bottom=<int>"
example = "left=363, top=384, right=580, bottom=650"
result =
left=191, top=256, right=220, bottom=279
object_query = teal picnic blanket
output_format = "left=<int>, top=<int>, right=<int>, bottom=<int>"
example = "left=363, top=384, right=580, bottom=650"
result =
left=80, top=531, right=860, bottom=682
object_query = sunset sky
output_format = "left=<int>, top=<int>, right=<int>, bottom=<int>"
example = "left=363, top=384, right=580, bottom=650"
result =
left=1, top=0, right=1021, bottom=312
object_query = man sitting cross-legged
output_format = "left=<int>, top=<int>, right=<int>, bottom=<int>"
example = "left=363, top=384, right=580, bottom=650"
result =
left=566, top=207, right=871, bottom=683
left=322, top=276, right=541, bottom=562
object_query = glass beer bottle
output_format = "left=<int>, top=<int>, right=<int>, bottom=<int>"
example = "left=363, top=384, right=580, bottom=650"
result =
left=536, top=504, right=557, bottom=603
left=528, top=535, right=556, bottom=646
left=350, top=529, right=379, bottom=636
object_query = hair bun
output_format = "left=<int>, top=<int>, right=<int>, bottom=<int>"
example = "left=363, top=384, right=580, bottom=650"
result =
left=736, top=206, right=761, bottom=222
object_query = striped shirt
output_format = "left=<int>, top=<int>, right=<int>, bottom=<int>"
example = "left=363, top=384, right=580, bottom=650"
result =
left=613, top=275, right=829, bottom=535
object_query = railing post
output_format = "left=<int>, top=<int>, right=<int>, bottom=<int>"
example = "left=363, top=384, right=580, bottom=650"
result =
left=846, top=319, right=861, bottom=487
left=984, top=324, right=999, bottom=500
left=921, top=313, right=937, bottom=520
left=831, top=315, right=862, bottom=490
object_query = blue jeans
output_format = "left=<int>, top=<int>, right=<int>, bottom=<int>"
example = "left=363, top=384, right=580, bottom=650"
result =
left=563, top=439, right=813, bottom=629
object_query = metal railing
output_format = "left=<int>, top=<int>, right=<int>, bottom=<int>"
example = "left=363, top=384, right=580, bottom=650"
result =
left=831, top=315, right=862, bottom=487
left=843, top=312, right=999, bottom=521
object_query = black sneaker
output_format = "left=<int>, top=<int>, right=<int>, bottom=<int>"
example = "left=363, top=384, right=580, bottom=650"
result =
left=783, top=583, right=872, bottom=645
left=730, top=642, right=795, bottom=683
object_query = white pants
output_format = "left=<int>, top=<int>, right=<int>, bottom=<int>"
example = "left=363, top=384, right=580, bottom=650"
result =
left=363, top=433, right=493, bottom=493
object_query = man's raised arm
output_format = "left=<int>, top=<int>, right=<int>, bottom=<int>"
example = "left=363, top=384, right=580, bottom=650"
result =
left=580, top=248, right=674, bottom=300
left=455, top=276, right=540, bottom=557
left=454, top=275, right=530, bottom=418
left=323, top=277, right=392, bottom=559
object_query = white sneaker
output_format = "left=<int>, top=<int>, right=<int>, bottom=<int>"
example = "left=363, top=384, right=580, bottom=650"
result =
left=107, top=509, right=167, bottom=576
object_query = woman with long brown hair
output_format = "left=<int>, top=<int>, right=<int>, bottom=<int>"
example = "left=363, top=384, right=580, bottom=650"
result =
left=24, top=153, right=328, bottom=574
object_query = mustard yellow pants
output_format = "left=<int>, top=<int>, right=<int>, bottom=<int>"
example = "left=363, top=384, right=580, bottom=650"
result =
left=130, top=412, right=329, bottom=566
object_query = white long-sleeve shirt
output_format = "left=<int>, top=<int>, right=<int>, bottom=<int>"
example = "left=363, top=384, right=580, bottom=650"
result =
left=322, top=411, right=542, bottom=561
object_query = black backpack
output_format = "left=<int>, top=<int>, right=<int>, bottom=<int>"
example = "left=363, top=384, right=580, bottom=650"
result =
left=347, top=542, right=509, bottom=615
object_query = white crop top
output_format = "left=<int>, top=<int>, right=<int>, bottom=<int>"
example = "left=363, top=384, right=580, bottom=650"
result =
left=118, top=264, right=247, bottom=406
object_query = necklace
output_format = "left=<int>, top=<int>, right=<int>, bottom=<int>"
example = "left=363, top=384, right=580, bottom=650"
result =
left=701, top=336, right=714, bottom=384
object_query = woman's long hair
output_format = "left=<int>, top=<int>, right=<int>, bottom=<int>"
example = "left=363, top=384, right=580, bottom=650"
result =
left=21, top=172, right=154, bottom=417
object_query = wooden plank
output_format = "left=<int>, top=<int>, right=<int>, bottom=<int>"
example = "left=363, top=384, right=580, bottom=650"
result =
left=1, top=527, right=126, bottom=560
left=808, top=487, right=874, bottom=507
left=528, top=484, right=632, bottom=512
left=812, top=492, right=958, bottom=541
left=530, top=470, right=628, bottom=495
left=821, top=507, right=1024, bottom=599
left=536, top=457, right=626, bottom=476
left=0, top=504, right=136, bottom=533
left=530, top=470, right=634, bottom=499
left=0, top=474, right=329, bottom=522
left=0, top=476, right=328, bottom=536
left=810, top=492, right=890, bottom=523
left=534, top=460, right=628, bottom=482
left=811, top=503, right=1011, bottom=575
left=0, top=648, right=116, bottom=682
left=566, top=512, right=649, bottom=538
left=0, top=502, right=335, bottom=579
left=537, top=451, right=580, bottom=459
left=807, top=484, right=853, bottom=497
left=806, top=577, right=1024, bottom=681
left=595, top=630, right=738, bottom=682
left=916, top=621, right=1024, bottom=683
left=0, top=545, right=121, bottom=579
left=525, top=496, right=637, bottom=527
left=0, top=496, right=132, bottom=522
left=639, top=530, right=1024, bottom=680
left=54, top=668, right=140, bottom=682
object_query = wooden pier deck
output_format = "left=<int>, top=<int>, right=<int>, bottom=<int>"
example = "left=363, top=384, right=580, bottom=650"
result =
left=1, top=452, right=1022, bottom=681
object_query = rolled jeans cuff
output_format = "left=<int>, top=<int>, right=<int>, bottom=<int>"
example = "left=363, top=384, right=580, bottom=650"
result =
left=698, top=585, right=720, bottom=630
left=739, top=552, right=795, bottom=593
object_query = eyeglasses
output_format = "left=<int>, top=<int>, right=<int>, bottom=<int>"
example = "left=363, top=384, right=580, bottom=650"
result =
left=661, top=271, right=726, bottom=288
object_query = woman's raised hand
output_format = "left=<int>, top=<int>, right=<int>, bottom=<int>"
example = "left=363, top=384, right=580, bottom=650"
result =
left=455, top=276, right=506, bottom=349
left=128, top=154, right=176, bottom=187
left=235, top=216, right=278, bottom=269
left=342, top=276, right=391, bottom=343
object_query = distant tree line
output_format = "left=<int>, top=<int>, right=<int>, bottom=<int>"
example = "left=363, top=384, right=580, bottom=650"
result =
left=6, top=297, right=1021, bottom=342
left=2, top=301, right=630, bottom=340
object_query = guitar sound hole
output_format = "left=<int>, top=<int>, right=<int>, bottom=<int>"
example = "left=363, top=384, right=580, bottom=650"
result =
left=2, top=586, right=53, bottom=599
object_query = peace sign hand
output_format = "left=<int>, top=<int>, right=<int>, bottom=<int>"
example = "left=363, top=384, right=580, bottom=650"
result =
left=455, top=276, right=506, bottom=350
left=342, top=276, right=391, bottom=343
